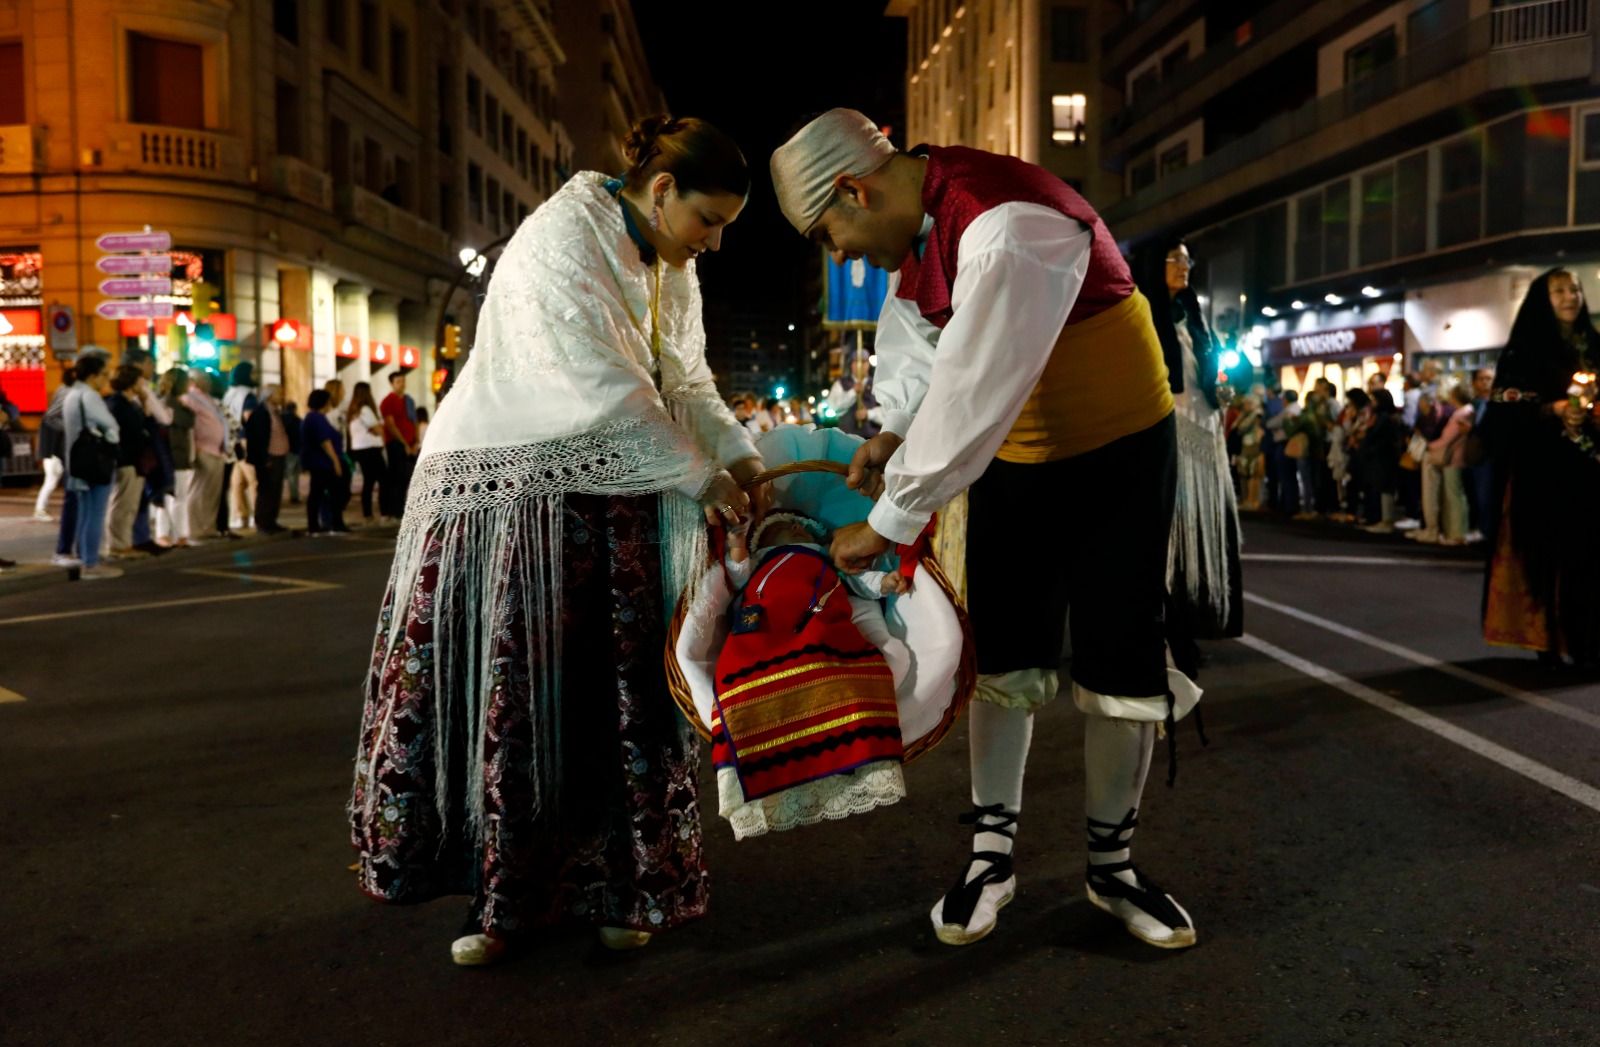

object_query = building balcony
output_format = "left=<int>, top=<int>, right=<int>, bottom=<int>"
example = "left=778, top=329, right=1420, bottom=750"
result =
left=104, top=123, right=248, bottom=182
left=0, top=125, right=43, bottom=174
left=265, top=155, right=332, bottom=210
left=1101, top=9, right=1596, bottom=237
left=497, top=0, right=565, bottom=65
left=336, top=183, right=451, bottom=259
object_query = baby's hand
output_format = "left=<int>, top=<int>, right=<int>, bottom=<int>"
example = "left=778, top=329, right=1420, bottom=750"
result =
left=726, top=522, right=749, bottom=564
left=879, top=571, right=912, bottom=596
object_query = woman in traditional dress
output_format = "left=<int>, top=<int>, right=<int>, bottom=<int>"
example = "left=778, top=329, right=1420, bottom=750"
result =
left=349, top=115, right=763, bottom=965
left=1139, top=239, right=1242, bottom=681
left=1480, top=268, right=1600, bottom=669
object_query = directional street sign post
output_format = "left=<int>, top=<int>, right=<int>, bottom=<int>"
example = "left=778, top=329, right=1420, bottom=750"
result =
left=95, top=301, right=175, bottom=321
left=96, top=228, right=174, bottom=351
left=95, top=230, right=172, bottom=253
left=98, top=277, right=173, bottom=297
left=96, top=255, right=172, bottom=275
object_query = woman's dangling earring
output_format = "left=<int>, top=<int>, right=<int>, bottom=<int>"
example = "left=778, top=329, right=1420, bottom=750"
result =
left=649, top=196, right=663, bottom=231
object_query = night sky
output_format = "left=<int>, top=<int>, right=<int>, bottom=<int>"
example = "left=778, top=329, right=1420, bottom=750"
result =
left=629, top=1, right=907, bottom=324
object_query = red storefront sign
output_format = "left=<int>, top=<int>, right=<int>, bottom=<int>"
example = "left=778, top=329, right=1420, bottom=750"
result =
left=1264, top=319, right=1404, bottom=366
left=270, top=318, right=313, bottom=350
left=335, top=333, right=362, bottom=359
left=0, top=307, right=43, bottom=336
left=0, top=369, right=46, bottom=412
left=368, top=340, right=393, bottom=365
left=117, top=311, right=237, bottom=340
left=398, top=344, right=419, bottom=368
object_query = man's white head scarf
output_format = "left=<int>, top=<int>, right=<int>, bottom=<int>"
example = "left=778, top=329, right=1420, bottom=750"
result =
left=770, top=108, right=897, bottom=234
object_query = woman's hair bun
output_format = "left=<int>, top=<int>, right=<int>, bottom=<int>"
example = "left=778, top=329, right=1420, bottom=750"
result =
left=623, top=114, right=677, bottom=169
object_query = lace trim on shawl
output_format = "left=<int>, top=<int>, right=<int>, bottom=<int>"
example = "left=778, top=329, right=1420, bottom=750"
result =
left=363, top=418, right=714, bottom=845
left=403, top=417, right=714, bottom=520
left=716, top=762, right=907, bottom=840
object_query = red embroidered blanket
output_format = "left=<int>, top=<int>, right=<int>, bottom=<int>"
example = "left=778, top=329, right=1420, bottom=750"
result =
left=712, top=546, right=903, bottom=800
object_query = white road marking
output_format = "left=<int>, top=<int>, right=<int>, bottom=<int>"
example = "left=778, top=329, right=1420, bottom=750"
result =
left=1243, top=553, right=1480, bottom=568
left=1237, top=633, right=1600, bottom=815
left=1246, top=592, right=1600, bottom=732
left=0, top=569, right=338, bottom=626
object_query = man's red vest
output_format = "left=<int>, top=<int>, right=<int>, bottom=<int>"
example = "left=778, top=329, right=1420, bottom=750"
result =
left=894, top=145, right=1135, bottom=328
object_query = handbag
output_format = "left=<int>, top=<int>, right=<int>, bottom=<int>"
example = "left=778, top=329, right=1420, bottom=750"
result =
left=1401, top=431, right=1428, bottom=470
left=1284, top=432, right=1309, bottom=459
left=68, top=395, right=117, bottom=485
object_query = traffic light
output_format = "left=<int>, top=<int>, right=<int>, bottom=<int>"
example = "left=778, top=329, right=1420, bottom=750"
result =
left=441, top=323, right=461, bottom=359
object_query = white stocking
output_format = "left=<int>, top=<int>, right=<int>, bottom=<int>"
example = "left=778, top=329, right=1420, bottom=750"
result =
left=1083, top=715, right=1155, bottom=888
left=965, top=701, right=1033, bottom=870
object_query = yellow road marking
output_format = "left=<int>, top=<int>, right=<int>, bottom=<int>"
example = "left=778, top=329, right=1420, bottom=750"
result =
left=0, top=686, right=25, bottom=704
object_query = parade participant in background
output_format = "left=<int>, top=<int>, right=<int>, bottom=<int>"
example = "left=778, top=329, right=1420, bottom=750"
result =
left=773, top=109, right=1200, bottom=950
left=828, top=345, right=883, bottom=438
left=350, top=114, right=762, bottom=966
left=1138, top=237, right=1242, bottom=681
left=1479, top=269, right=1600, bottom=669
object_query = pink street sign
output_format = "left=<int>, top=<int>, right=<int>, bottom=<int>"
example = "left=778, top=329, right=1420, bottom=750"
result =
left=95, top=230, right=172, bottom=252
left=96, top=254, right=172, bottom=275
left=98, top=277, right=173, bottom=296
left=96, top=300, right=175, bottom=320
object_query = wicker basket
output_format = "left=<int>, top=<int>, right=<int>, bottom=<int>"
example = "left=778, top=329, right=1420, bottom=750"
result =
left=664, top=459, right=976, bottom=764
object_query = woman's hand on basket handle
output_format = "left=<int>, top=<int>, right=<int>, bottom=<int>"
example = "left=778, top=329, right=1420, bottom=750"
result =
left=700, top=470, right=750, bottom=528
left=845, top=432, right=903, bottom=501
left=728, top=455, right=770, bottom=518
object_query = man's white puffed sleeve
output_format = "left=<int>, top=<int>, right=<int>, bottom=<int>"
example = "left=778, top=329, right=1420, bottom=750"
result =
left=866, top=204, right=1093, bottom=544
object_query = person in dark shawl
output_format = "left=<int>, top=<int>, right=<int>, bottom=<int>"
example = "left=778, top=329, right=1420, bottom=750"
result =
left=1136, top=239, right=1242, bottom=682
left=1479, top=268, right=1600, bottom=669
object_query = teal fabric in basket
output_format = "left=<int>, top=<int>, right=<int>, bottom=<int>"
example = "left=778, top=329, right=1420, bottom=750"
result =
left=753, top=426, right=890, bottom=551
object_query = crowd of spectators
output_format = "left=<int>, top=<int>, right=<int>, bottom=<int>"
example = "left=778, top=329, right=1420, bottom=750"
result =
left=1228, top=360, right=1495, bottom=546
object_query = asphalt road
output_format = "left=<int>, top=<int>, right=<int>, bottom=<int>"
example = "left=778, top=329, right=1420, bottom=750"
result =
left=2, top=516, right=1597, bottom=1047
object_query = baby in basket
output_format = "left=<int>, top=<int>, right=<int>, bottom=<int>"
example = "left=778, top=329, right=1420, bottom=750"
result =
left=710, top=510, right=913, bottom=838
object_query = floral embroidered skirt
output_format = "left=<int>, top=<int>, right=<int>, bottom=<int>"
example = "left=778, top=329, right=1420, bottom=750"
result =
left=349, top=493, right=709, bottom=938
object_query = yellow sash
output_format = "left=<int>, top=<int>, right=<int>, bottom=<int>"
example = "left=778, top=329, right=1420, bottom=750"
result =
left=998, top=290, right=1174, bottom=464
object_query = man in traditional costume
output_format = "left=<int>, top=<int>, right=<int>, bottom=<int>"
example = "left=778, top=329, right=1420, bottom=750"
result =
left=771, top=110, right=1202, bottom=949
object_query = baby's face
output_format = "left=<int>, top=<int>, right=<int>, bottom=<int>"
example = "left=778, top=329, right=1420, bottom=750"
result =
left=759, top=521, right=822, bottom=549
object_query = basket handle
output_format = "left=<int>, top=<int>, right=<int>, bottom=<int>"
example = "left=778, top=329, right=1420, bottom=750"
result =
left=739, top=459, right=850, bottom=491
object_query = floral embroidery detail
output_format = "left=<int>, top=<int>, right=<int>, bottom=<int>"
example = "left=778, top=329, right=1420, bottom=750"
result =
left=349, top=493, right=708, bottom=936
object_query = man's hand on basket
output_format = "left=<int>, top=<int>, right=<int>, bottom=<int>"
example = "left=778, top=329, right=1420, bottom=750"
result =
left=831, top=521, right=892, bottom=575
left=728, top=456, right=770, bottom=519
left=700, top=470, right=750, bottom=528
left=845, top=432, right=903, bottom=501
